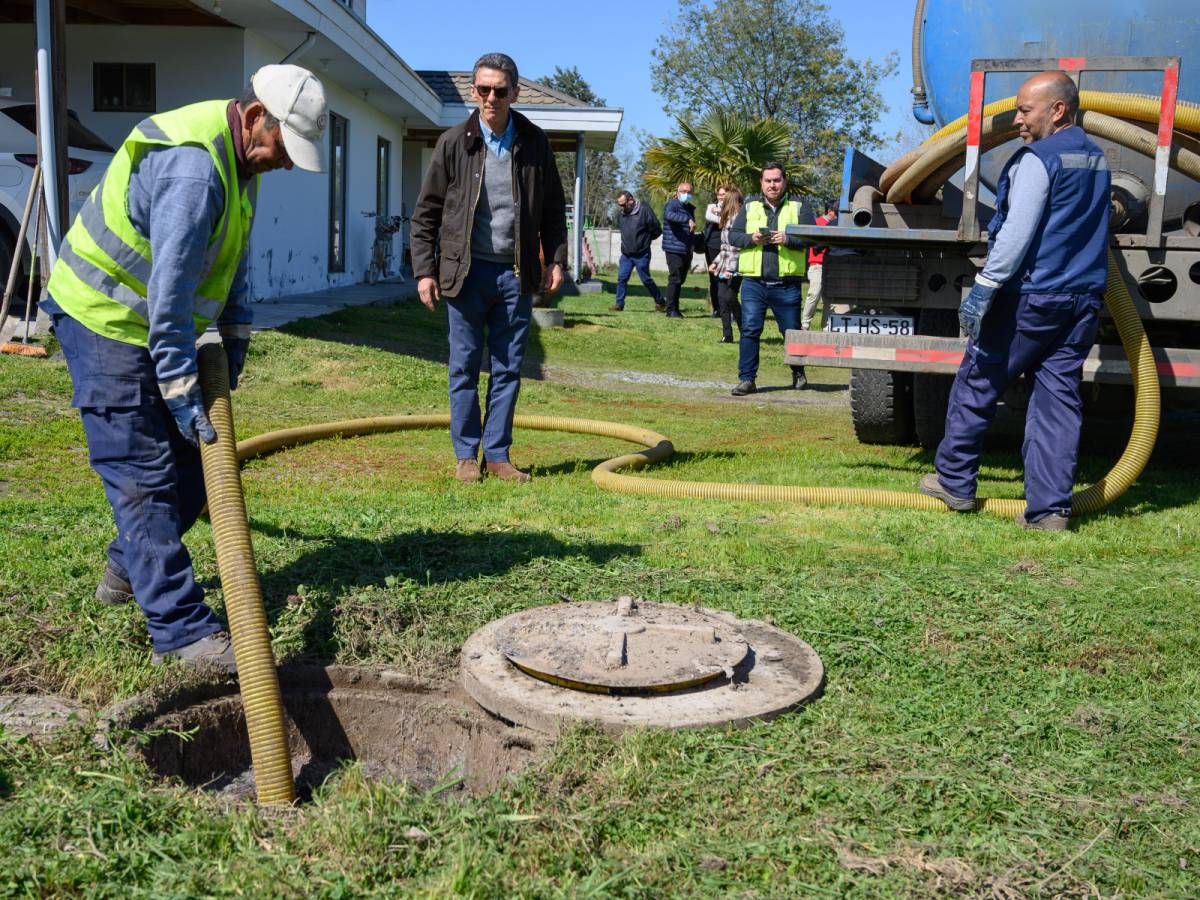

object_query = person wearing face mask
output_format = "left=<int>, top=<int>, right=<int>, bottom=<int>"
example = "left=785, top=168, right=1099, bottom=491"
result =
left=660, top=181, right=697, bottom=319
left=41, top=64, right=328, bottom=674
left=920, top=71, right=1110, bottom=532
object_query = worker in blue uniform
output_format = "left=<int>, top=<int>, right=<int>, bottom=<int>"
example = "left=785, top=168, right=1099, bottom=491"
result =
left=920, top=70, right=1112, bottom=531
left=43, top=65, right=328, bottom=672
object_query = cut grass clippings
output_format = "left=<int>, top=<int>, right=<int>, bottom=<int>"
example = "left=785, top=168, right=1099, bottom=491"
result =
left=1, top=273, right=1197, bottom=896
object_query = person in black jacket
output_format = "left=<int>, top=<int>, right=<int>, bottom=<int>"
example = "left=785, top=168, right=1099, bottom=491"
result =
left=411, top=52, right=567, bottom=485
left=612, top=190, right=666, bottom=312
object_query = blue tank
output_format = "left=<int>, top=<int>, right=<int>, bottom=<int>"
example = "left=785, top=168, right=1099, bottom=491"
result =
left=915, top=0, right=1200, bottom=221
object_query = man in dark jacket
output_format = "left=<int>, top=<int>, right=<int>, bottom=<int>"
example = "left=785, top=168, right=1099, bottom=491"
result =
left=612, top=190, right=665, bottom=312
left=661, top=182, right=696, bottom=319
left=411, top=52, right=567, bottom=485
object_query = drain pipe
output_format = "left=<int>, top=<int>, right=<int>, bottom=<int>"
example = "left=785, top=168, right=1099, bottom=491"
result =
left=281, top=31, right=317, bottom=65
left=910, top=0, right=936, bottom=125
left=34, top=0, right=63, bottom=265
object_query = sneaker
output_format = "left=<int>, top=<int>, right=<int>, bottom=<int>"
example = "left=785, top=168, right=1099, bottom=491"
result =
left=485, top=461, right=531, bottom=483
left=711, top=310, right=721, bottom=318
left=455, top=458, right=483, bottom=483
left=731, top=380, right=756, bottom=396
left=792, top=368, right=808, bottom=390
left=718, top=337, right=733, bottom=344
left=654, top=302, right=666, bottom=313
left=666, top=310, right=684, bottom=319
left=152, top=631, right=237, bottom=675
left=95, top=564, right=135, bottom=606
left=1016, top=511, right=1070, bottom=532
left=919, top=473, right=976, bottom=512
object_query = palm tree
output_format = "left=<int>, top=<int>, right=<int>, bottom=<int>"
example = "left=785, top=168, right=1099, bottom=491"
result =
left=642, top=110, right=795, bottom=196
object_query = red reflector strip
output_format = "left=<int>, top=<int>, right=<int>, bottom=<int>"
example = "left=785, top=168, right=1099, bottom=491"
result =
left=1158, top=360, right=1197, bottom=378
left=1158, top=61, right=1180, bottom=147
left=1058, top=56, right=1087, bottom=72
left=785, top=343, right=854, bottom=359
left=966, top=71, right=986, bottom=148
left=896, top=348, right=965, bottom=366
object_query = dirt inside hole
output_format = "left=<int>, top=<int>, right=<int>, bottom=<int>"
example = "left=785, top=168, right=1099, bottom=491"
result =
left=103, top=666, right=547, bottom=801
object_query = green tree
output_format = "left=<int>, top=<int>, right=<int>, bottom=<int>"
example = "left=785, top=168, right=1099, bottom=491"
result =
left=650, top=0, right=897, bottom=198
left=537, top=66, right=622, bottom=227
left=642, top=110, right=792, bottom=198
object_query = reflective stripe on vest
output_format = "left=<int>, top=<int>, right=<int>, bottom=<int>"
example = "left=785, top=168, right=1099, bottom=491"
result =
left=47, top=99, right=257, bottom=346
left=738, top=200, right=807, bottom=278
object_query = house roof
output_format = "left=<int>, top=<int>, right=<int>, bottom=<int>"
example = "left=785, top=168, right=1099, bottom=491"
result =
left=416, top=71, right=589, bottom=108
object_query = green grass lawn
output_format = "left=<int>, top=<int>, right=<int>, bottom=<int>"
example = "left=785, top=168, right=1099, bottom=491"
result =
left=1, top=273, right=1197, bottom=897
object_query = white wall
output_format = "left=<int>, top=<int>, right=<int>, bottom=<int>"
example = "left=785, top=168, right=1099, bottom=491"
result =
left=0, top=25, right=244, bottom=149
left=243, top=30, right=405, bottom=297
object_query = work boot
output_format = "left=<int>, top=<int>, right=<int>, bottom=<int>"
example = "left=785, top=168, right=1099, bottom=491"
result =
left=485, top=461, right=532, bottom=483
left=1016, top=511, right=1070, bottom=532
left=731, top=380, right=756, bottom=396
left=919, top=473, right=976, bottom=512
left=95, top=564, right=134, bottom=606
left=455, top=459, right=483, bottom=483
left=792, top=367, right=808, bottom=390
left=152, top=631, right=237, bottom=676
left=610, top=304, right=624, bottom=312
left=654, top=301, right=666, bottom=313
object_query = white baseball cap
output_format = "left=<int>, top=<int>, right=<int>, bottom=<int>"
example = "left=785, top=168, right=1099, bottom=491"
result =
left=250, top=64, right=328, bottom=173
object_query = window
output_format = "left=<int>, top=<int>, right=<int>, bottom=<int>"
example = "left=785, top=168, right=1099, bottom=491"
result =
left=328, top=112, right=349, bottom=273
left=375, top=137, right=390, bottom=219
left=94, top=63, right=155, bottom=113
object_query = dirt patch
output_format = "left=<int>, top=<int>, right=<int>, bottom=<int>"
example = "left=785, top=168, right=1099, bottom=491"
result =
left=0, top=694, right=90, bottom=740
left=100, top=666, right=547, bottom=802
left=1006, top=558, right=1044, bottom=576
left=1065, top=644, right=1140, bottom=675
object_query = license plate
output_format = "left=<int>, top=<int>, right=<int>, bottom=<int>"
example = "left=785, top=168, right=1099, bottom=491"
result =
left=828, top=314, right=914, bottom=336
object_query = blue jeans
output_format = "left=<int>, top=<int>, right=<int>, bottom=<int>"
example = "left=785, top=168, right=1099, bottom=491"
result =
left=51, top=309, right=223, bottom=652
left=737, top=279, right=801, bottom=382
left=446, top=259, right=532, bottom=462
left=935, top=291, right=1102, bottom=521
left=614, top=251, right=663, bottom=308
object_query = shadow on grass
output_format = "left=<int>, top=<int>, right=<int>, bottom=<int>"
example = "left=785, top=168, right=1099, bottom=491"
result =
left=530, top=449, right=738, bottom=478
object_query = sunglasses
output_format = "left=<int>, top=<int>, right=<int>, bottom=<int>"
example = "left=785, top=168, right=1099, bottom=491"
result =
left=473, top=84, right=510, bottom=99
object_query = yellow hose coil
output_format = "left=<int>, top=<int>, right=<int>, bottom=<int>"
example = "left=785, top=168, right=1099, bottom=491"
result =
left=231, top=253, right=1153, bottom=520
left=198, top=344, right=294, bottom=806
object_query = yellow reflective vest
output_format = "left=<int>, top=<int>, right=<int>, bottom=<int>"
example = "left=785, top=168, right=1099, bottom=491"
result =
left=738, top=199, right=807, bottom=278
left=47, top=100, right=257, bottom=346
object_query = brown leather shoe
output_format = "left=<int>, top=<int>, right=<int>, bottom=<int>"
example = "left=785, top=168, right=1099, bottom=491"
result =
left=455, top=458, right=482, bottom=483
left=485, top=461, right=531, bottom=483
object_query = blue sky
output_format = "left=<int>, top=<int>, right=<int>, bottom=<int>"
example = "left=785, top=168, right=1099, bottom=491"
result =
left=369, top=0, right=919, bottom=158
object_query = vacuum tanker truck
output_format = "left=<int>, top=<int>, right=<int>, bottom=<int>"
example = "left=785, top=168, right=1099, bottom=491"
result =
left=785, top=0, right=1200, bottom=448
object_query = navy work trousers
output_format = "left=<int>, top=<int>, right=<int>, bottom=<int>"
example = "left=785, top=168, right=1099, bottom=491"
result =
left=935, top=291, right=1102, bottom=522
left=738, top=278, right=801, bottom=382
left=614, top=251, right=664, bottom=309
left=446, top=259, right=532, bottom=463
left=51, top=309, right=223, bottom=652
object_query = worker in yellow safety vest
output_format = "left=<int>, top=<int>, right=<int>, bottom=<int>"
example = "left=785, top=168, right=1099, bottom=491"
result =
left=41, top=64, right=328, bottom=674
left=727, top=162, right=816, bottom=396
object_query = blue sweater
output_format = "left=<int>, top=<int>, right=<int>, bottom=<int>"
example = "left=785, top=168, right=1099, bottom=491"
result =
left=47, top=144, right=252, bottom=385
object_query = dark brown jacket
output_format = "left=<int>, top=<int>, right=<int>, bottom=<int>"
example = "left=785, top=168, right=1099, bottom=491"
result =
left=410, top=109, right=568, bottom=297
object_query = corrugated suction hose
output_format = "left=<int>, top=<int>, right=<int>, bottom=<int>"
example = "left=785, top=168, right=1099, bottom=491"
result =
left=197, top=343, right=294, bottom=806
left=230, top=253, right=1154, bottom=520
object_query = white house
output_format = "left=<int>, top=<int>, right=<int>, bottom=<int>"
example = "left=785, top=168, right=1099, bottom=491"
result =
left=0, top=0, right=622, bottom=300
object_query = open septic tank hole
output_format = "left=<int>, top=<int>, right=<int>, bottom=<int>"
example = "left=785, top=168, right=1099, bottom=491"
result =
left=105, top=666, right=546, bottom=802
left=108, top=601, right=823, bottom=803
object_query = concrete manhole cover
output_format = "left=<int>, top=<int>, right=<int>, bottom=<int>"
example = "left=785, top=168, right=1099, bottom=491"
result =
left=463, top=600, right=824, bottom=733
left=495, top=596, right=749, bottom=693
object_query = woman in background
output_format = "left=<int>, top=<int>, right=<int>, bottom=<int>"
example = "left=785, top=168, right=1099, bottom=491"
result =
left=709, top=187, right=744, bottom=344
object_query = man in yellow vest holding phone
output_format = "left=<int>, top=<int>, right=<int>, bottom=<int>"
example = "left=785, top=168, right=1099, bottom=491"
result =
left=727, top=162, right=815, bottom=396
left=42, top=64, right=327, bottom=673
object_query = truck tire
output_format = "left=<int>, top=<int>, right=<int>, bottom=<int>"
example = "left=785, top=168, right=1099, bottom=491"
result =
left=913, top=308, right=960, bottom=450
left=850, top=368, right=915, bottom=444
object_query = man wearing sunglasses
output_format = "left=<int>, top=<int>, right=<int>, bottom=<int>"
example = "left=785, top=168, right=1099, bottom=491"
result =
left=412, top=52, right=567, bottom=484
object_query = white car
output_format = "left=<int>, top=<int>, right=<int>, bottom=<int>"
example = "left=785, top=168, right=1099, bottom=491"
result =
left=0, top=100, right=113, bottom=287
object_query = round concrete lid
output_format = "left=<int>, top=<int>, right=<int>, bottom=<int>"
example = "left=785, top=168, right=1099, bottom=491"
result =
left=494, top=597, right=749, bottom=693
left=462, top=602, right=825, bottom=733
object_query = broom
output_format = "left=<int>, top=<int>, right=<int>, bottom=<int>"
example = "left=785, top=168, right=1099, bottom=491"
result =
left=0, top=163, right=48, bottom=358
